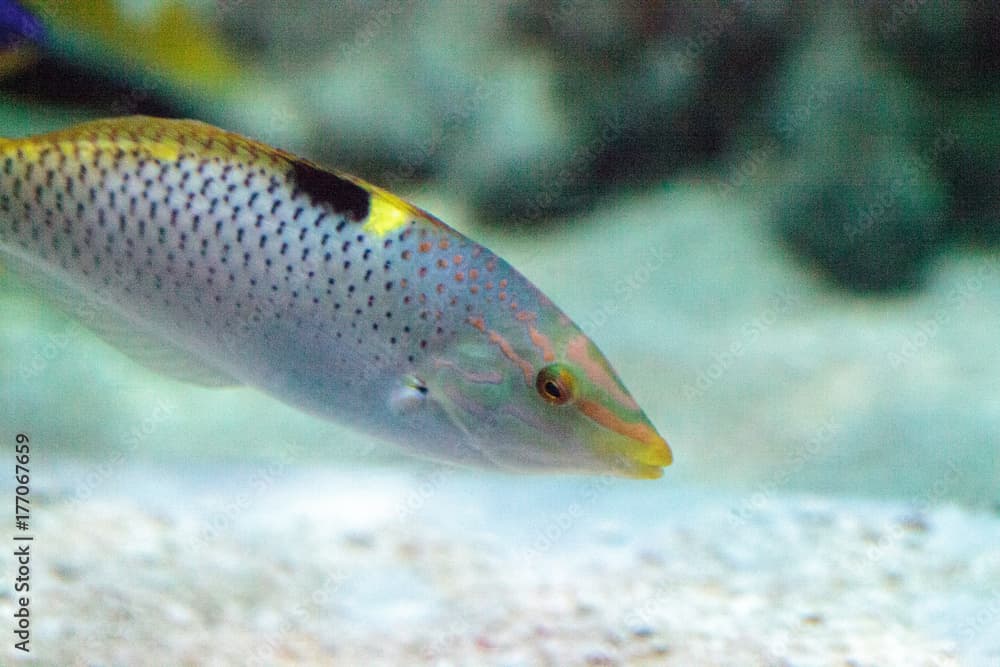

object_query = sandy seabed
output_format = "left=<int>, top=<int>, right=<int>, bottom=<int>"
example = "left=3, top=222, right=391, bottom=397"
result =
left=1, top=461, right=997, bottom=666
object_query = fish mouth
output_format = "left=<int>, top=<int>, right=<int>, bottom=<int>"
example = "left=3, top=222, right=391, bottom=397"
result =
left=576, top=398, right=672, bottom=479
left=595, top=431, right=673, bottom=479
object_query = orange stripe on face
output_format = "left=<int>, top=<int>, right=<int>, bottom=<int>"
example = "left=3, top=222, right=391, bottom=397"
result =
left=528, top=326, right=556, bottom=363
left=488, top=330, right=534, bottom=384
left=566, top=335, right=640, bottom=410
left=576, top=399, right=672, bottom=465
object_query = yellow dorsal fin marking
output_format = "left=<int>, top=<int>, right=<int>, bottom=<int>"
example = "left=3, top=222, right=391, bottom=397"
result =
left=0, top=117, right=460, bottom=240
left=362, top=186, right=420, bottom=237
left=0, top=116, right=297, bottom=167
left=340, top=174, right=456, bottom=238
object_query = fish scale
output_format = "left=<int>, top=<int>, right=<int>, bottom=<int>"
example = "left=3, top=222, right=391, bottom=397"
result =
left=0, top=116, right=672, bottom=478
left=1, top=119, right=479, bottom=385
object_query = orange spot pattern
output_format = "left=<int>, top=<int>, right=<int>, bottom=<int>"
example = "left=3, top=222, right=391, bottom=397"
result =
left=528, top=326, right=556, bottom=363
left=487, top=331, right=534, bottom=384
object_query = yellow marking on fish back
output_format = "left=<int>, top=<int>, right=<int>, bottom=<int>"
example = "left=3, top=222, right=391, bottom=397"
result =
left=1, top=117, right=294, bottom=169
left=339, top=172, right=454, bottom=238
left=362, top=187, right=418, bottom=238
left=55, top=138, right=181, bottom=162
left=2, top=117, right=464, bottom=241
left=1, top=135, right=181, bottom=165
left=12, top=140, right=39, bottom=161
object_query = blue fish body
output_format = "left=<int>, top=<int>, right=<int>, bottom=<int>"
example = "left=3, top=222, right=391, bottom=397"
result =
left=0, top=0, right=43, bottom=49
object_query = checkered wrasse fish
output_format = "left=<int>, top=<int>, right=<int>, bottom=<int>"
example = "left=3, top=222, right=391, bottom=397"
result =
left=0, top=117, right=671, bottom=478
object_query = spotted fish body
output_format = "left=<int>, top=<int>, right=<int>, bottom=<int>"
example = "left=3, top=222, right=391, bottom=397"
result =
left=0, top=117, right=671, bottom=478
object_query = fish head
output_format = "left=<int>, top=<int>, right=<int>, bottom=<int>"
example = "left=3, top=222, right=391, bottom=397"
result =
left=416, top=279, right=672, bottom=479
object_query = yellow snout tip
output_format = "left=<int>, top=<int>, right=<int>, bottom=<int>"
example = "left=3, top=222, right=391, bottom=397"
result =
left=594, top=429, right=673, bottom=480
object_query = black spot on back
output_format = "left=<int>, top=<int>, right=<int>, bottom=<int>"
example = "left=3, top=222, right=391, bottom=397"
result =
left=290, top=160, right=370, bottom=222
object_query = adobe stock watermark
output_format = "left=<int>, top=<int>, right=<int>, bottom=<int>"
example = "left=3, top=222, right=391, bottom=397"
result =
left=16, top=326, right=77, bottom=382
left=244, top=567, right=351, bottom=667
left=15, top=257, right=138, bottom=382
left=683, top=287, right=801, bottom=400
left=66, top=398, right=177, bottom=507
left=713, top=141, right=777, bottom=197
left=198, top=439, right=304, bottom=543
left=621, top=574, right=684, bottom=632
left=957, top=579, right=1000, bottom=649
left=422, top=616, right=474, bottom=661
left=381, top=75, right=493, bottom=191
left=728, top=417, right=841, bottom=527
left=215, top=0, right=248, bottom=15
left=516, top=110, right=627, bottom=225
left=888, top=259, right=996, bottom=369
left=842, top=457, right=962, bottom=577
left=714, top=79, right=836, bottom=198
left=670, top=0, right=752, bottom=77
left=845, top=126, right=957, bottom=243
left=579, top=241, right=668, bottom=334
left=881, top=0, right=928, bottom=36
left=518, top=472, right=615, bottom=562
left=394, top=464, right=453, bottom=523
left=391, top=407, right=510, bottom=524
left=338, top=0, right=412, bottom=61
left=774, top=80, right=838, bottom=142
left=769, top=627, right=959, bottom=667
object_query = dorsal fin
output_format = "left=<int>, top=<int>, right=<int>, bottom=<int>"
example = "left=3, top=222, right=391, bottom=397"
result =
left=5, top=116, right=377, bottom=225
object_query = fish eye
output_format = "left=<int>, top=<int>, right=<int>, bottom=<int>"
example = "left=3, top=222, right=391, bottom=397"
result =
left=535, top=364, right=575, bottom=405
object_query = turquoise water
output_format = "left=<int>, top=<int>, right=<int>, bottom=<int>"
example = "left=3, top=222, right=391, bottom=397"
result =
left=2, top=2, right=999, bottom=664
left=5, top=183, right=997, bottom=506
left=4, top=176, right=999, bottom=665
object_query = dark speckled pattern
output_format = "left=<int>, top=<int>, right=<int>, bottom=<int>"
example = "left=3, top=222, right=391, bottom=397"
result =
left=0, top=117, right=525, bottom=398
left=0, top=117, right=673, bottom=478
